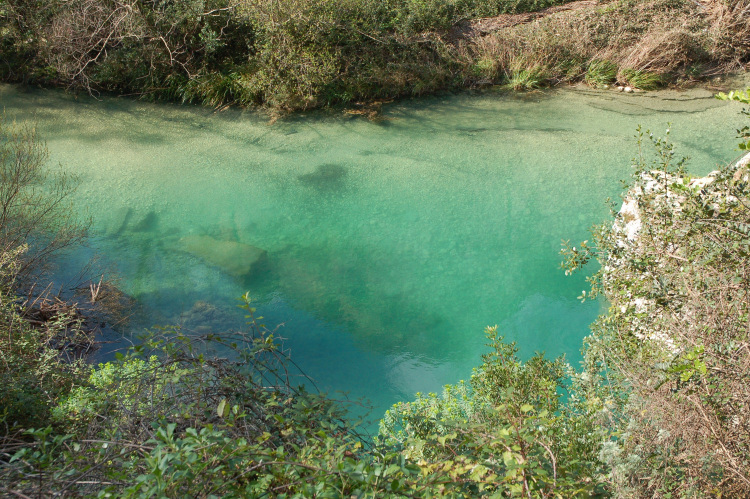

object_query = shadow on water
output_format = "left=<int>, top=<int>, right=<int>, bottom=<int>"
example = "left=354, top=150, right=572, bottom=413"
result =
left=297, top=163, right=349, bottom=190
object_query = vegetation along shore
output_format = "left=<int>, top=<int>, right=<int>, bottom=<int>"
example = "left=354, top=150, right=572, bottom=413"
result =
left=1, top=0, right=749, bottom=112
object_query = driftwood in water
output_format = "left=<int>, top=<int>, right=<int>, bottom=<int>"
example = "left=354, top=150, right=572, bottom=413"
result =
left=19, top=277, right=134, bottom=361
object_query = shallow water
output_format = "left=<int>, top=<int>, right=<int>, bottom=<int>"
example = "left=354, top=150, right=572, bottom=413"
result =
left=1, top=82, right=745, bottom=425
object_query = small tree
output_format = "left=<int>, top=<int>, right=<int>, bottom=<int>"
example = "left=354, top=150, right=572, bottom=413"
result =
left=0, top=117, right=91, bottom=431
left=0, top=116, right=88, bottom=282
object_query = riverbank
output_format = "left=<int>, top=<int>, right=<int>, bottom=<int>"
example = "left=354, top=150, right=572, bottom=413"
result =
left=2, top=0, right=748, bottom=113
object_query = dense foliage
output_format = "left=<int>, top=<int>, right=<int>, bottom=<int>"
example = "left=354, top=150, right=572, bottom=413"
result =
left=379, top=326, right=607, bottom=497
left=1, top=0, right=748, bottom=111
left=561, top=128, right=750, bottom=494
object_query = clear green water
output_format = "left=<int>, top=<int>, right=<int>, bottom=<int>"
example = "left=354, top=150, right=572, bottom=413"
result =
left=1, top=82, right=744, bottom=425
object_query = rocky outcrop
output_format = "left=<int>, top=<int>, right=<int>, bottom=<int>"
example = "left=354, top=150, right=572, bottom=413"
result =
left=606, top=151, right=750, bottom=352
left=616, top=151, right=750, bottom=245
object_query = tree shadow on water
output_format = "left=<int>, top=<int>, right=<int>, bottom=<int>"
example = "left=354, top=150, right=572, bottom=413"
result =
left=297, top=163, right=348, bottom=191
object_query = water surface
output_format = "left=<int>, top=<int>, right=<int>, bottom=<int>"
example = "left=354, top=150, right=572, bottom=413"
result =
left=1, top=82, right=744, bottom=425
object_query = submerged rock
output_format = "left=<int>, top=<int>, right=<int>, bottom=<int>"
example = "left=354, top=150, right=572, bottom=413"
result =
left=298, top=163, right=348, bottom=190
left=177, top=300, right=237, bottom=333
left=179, top=234, right=267, bottom=278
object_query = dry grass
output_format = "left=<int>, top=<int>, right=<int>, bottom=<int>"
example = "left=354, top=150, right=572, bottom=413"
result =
left=457, top=0, right=750, bottom=89
left=591, top=152, right=750, bottom=496
left=705, top=0, right=750, bottom=71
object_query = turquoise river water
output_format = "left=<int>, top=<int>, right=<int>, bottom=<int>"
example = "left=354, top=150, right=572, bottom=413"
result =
left=1, top=82, right=745, bottom=426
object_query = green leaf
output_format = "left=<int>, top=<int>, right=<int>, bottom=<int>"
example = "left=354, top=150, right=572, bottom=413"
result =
left=217, top=398, right=229, bottom=418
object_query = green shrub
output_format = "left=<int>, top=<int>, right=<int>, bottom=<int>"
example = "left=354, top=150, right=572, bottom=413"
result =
left=395, top=0, right=460, bottom=33
left=52, top=355, right=190, bottom=433
left=716, top=88, right=750, bottom=150
left=2, top=296, right=426, bottom=497
left=563, top=121, right=750, bottom=495
left=379, top=326, right=606, bottom=497
left=0, top=118, right=90, bottom=432
left=0, top=282, right=88, bottom=431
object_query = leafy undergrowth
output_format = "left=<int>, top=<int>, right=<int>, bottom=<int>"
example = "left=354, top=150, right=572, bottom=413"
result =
left=2, top=301, right=608, bottom=497
left=0, top=0, right=748, bottom=113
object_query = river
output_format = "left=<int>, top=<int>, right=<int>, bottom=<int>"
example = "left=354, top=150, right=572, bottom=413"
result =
left=1, top=81, right=745, bottom=426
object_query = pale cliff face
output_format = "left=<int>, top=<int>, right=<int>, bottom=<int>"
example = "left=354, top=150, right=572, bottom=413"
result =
left=606, top=151, right=750, bottom=353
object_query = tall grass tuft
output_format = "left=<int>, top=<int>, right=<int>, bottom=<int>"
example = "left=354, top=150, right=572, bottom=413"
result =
left=506, top=65, right=549, bottom=90
left=620, top=68, right=664, bottom=90
left=585, top=59, right=618, bottom=87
